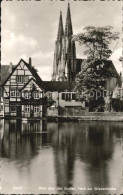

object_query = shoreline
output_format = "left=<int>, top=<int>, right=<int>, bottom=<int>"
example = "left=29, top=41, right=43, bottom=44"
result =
left=1, top=112, right=123, bottom=122
left=47, top=114, right=123, bottom=122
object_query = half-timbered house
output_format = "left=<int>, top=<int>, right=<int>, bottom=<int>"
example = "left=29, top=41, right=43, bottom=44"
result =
left=2, top=58, right=45, bottom=118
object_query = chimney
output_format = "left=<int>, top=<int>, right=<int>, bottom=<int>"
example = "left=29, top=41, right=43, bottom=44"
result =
left=9, top=62, right=13, bottom=73
left=29, top=57, right=32, bottom=69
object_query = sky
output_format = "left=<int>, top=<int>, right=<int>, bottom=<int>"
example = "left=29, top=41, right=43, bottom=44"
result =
left=1, top=0, right=122, bottom=80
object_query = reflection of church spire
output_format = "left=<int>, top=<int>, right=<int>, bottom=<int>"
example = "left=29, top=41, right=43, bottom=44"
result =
left=57, top=11, right=64, bottom=42
left=65, top=3, right=73, bottom=36
left=50, top=123, right=76, bottom=190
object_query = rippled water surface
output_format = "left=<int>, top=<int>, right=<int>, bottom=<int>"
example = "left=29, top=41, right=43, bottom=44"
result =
left=0, top=119, right=122, bottom=194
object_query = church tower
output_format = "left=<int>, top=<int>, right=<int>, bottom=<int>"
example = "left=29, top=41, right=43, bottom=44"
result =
left=52, top=3, right=77, bottom=81
left=52, top=11, right=64, bottom=81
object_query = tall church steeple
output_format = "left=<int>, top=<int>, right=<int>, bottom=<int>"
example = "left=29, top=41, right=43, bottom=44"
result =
left=65, top=3, right=73, bottom=36
left=52, top=3, right=77, bottom=81
left=57, top=11, right=64, bottom=42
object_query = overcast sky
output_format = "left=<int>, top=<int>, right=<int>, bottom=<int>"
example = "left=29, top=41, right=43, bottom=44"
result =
left=1, top=0, right=122, bottom=80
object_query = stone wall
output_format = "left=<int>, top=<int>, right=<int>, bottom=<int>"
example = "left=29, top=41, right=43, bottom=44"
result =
left=47, top=107, right=123, bottom=121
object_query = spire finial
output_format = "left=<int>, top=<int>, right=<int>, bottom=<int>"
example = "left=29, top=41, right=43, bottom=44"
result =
left=65, top=3, right=73, bottom=36
left=57, top=11, right=64, bottom=42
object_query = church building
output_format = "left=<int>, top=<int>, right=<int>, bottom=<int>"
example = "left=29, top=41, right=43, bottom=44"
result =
left=49, top=3, right=121, bottom=113
left=52, top=3, right=83, bottom=81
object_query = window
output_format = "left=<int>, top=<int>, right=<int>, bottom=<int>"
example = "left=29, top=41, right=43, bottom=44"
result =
left=0, top=105, right=3, bottom=111
left=34, top=92, right=40, bottom=99
left=23, top=76, right=29, bottom=83
left=85, top=101, right=89, bottom=107
left=34, top=106, right=39, bottom=113
left=24, top=92, right=31, bottom=99
left=17, top=76, right=29, bottom=83
left=10, top=89, right=16, bottom=97
left=10, top=89, right=20, bottom=97
left=66, top=93, right=71, bottom=101
left=16, top=91, right=20, bottom=97
left=17, top=76, right=23, bottom=83
left=62, top=93, right=65, bottom=100
left=62, top=93, right=76, bottom=101
left=25, top=105, right=30, bottom=112
left=72, top=93, right=76, bottom=100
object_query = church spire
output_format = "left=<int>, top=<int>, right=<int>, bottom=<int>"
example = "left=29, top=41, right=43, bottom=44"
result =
left=65, top=3, right=73, bottom=36
left=57, top=11, right=64, bottom=42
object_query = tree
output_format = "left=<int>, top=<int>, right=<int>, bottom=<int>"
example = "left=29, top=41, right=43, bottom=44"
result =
left=73, top=26, right=119, bottom=60
left=73, top=26, right=119, bottom=111
left=112, top=99, right=123, bottom=112
left=46, top=97, right=56, bottom=108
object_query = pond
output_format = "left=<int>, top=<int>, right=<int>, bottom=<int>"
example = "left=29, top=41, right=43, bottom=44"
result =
left=0, top=119, right=122, bottom=194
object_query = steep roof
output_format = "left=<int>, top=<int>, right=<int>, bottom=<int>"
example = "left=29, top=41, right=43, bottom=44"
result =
left=20, top=77, right=45, bottom=92
left=104, top=60, right=121, bottom=86
left=104, top=60, right=119, bottom=77
left=43, top=81, right=76, bottom=92
left=2, top=59, right=42, bottom=87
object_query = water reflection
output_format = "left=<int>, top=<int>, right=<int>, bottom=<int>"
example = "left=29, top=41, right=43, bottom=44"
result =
left=47, top=122, right=123, bottom=194
left=0, top=119, right=4, bottom=143
left=0, top=119, right=122, bottom=194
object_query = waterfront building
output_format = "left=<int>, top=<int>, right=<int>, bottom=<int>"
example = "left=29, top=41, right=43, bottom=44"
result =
left=43, top=81, right=88, bottom=116
left=2, top=58, right=45, bottom=118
